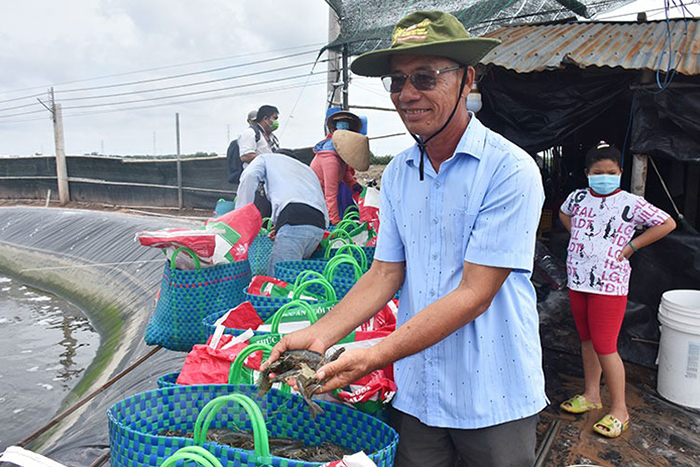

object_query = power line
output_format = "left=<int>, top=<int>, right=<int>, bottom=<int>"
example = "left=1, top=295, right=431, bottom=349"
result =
left=0, top=64, right=328, bottom=118
left=0, top=42, right=325, bottom=96
left=55, top=60, right=328, bottom=102
left=0, top=79, right=329, bottom=124
left=55, top=49, right=323, bottom=94
left=61, top=71, right=327, bottom=110
left=0, top=48, right=324, bottom=107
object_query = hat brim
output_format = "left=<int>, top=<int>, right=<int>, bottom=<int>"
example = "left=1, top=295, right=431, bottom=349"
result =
left=326, top=111, right=363, bottom=133
left=350, top=37, right=500, bottom=77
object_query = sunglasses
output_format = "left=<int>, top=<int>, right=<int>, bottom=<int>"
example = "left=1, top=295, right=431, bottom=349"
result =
left=381, top=65, right=462, bottom=93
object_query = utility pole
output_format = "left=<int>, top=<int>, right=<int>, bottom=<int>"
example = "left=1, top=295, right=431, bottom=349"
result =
left=327, top=6, right=342, bottom=110
left=175, top=113, right=183, bottom=210
left=49, top=87, right=70, bottom=206
left=342, top=44, right=349, bottom=110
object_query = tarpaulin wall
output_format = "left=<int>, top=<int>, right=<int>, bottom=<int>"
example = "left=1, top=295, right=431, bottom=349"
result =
left=0, top=155, right=231, bottom=208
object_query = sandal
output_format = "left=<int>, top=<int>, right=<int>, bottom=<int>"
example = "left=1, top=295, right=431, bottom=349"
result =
left=560, top=394, right=603, bottom=414
left=593, top=414, right=629, bottom=438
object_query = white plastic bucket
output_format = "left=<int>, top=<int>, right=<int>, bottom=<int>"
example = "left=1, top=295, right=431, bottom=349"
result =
left=657, top=290, right=700, bottom=409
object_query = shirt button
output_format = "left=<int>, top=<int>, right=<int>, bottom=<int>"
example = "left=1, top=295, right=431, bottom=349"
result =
left=435, top=181, right=441, bottom=188
left=432, top=218, right=439, bottom=224
left=432, top=253, right=438, bottom=260
left=430, top=289, right=435, bottom=296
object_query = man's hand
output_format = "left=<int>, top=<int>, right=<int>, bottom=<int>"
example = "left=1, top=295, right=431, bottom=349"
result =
left=264, top=328, right=329, bottom=370
left=267, top=228, right=276, bottom=241
left=314, top=347, right=380, bottom=393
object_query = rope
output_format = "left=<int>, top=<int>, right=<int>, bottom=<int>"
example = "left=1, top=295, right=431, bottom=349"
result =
left=20, top=259, right=165, bottom=273
left=648, top=156, right=682, bottom=219
left=17, top=346, right=162, bottom=448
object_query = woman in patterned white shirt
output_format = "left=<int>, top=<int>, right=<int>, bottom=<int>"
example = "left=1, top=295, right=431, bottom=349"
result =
left=558, top=142, right=676, bottom=438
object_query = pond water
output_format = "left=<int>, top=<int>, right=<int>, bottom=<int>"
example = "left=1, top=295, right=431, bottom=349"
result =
left=0, top=274, right=99, bottom=450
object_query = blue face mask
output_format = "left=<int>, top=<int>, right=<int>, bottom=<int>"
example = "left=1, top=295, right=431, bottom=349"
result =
left=588, top=174, right=621, bottom=195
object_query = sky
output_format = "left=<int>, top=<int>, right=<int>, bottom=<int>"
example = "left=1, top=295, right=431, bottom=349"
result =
left=0, top=0, right=697, bottom=159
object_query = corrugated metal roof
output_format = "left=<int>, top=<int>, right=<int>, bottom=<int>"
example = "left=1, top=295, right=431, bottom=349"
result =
left=481, top=19, right=700, bottom=75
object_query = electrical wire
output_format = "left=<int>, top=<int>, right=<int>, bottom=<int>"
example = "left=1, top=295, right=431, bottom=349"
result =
left=62, top=71, right=327, bottom=110
left=0, top=42, right=324, bottom=96
left=0, top=48, right=324, bottom=109
left=56, top=60, right=328, bottom=102
left=0, top=68, right=328, bottom=118
left=55, top=49, right=322, bottom=94
left=0, top=79, right=329, bottom=124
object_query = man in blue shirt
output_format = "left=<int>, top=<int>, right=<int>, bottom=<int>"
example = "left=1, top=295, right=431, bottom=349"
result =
left=268, top=11, right=547, bottom=466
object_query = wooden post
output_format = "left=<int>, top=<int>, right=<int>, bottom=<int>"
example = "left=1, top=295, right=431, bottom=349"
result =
left=175, top=113, right=183, bottom=210
left=52, top=98, right=70, bottom=206
left=631, top=153, right=648, bottom=196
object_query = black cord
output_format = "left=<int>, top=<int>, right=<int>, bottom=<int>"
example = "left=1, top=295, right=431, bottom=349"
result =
left=408, top=67, right=469, bottom=181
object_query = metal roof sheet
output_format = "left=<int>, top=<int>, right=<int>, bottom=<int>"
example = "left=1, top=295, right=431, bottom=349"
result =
left=481, top=19, right=700, bottom=75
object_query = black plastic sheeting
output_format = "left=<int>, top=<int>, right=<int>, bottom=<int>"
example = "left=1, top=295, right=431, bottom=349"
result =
left=0, top=207, right=197, bottom=465
left=479, top=67, right=634, bottom=155
left=630, top=88, right=700, bottom=163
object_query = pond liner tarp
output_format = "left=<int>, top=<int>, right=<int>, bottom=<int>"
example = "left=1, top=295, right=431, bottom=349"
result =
left=0, top=207, right=196, bottom=465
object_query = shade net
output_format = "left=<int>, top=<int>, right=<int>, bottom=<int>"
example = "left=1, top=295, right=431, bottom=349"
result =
left=324, top=0, right=629, bottom=55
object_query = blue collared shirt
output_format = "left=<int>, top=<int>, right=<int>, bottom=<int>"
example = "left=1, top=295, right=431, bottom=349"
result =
left=375, top=115, right=548, bottom=429
left=235, top=153, right=329, bottom=227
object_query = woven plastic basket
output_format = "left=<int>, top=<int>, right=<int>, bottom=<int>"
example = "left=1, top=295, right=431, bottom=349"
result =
left=145, top=248, right=251, bottom=352
left=108, top=384, right=398, bottom=467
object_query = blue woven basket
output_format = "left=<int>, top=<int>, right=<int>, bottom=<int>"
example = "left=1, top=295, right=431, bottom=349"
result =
left=145, top=251, right=251, bottom=352
left=273, top=260, right=360, bottom=300
left=309, top=246, right=375, bottom=264
left=108, top=384, right=398, bottom=467
left=248, top=233, right=274, bottom=276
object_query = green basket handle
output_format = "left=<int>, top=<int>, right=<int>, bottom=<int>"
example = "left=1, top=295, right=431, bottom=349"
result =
left=193, top=394, right=270, bottom=462
left=291, top=278, right=337, bottom=303
left=328, top=228, right=352, bottom=241
left=169, top=246, right=201, bottom=271
left=324, top=254, right=363, bottom=282
left=260, top=217, right=274, bottom=234
left=270, top=300, right=319, bottom=334
left=293, top=270, right=327, bottom=289
left=342, top=209, right=360, bottom=221
left=160, top=446, right=223, bottom=467
left=324, top=237, right=351, bottom=256
left=334, top=219, right=360, bottom=233
left=228, top=343, right=273, bottom=385
left=327, top=243, right=368, bottom=270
